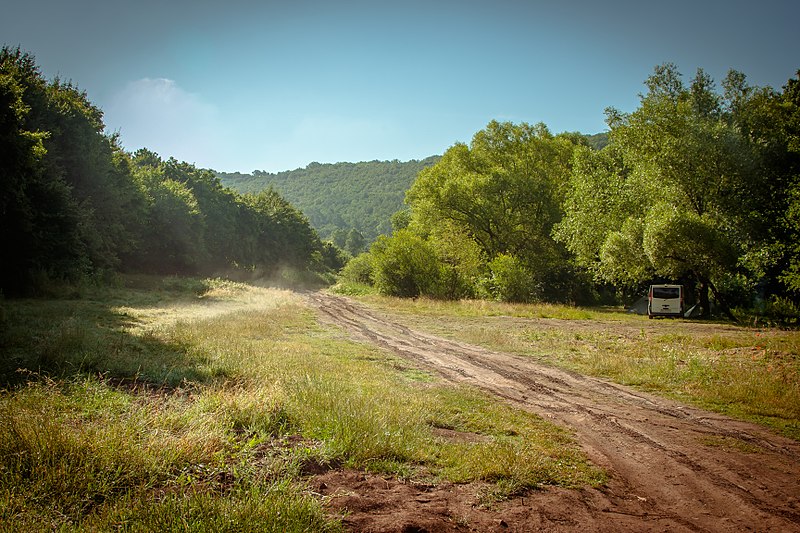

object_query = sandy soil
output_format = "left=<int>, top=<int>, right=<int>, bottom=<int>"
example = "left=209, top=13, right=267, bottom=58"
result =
left=304, top=292, right=800, bottom=532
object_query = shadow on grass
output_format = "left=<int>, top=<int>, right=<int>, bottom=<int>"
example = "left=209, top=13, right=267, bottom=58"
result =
left=0, top=277, right=228, bottom=389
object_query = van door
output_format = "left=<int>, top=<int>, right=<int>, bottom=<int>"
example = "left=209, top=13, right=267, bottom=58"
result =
left=648, top=285, right=683, bottom=318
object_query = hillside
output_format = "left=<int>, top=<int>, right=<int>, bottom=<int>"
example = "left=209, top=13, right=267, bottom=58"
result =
left=217, top=157, right=441, bottom=243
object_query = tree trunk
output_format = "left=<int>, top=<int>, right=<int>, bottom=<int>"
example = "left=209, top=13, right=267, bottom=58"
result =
left=708, top=279, right=739, bottom=322
left=698, top=279, right=711, bottom=319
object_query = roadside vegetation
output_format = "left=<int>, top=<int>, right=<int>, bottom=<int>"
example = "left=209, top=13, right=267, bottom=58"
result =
left=0, top=277, right=603, bottom=531
left=342, top=65, right=800, bottom=324
left=334, top=286, right=800, bottom=441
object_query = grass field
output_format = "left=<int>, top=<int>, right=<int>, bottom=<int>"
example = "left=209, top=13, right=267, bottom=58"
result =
left=0, top=277, right=603, bottom=531
left=349, top=292, right=800, bottom=440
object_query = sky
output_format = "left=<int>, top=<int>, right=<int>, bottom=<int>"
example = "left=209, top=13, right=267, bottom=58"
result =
left=2, top=0, right=799, bottom=173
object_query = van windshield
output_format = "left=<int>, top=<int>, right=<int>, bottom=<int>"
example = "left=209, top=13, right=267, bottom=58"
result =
left=653, top=287, right=680, bottom=299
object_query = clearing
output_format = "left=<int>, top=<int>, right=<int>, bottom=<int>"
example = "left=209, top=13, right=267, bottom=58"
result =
left=306, top=292, right=800, bottom=532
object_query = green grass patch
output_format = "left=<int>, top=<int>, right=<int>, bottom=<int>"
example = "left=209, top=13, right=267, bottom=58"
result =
left=698, top=435, right=763, bottom=454
left=356, top=294, right=633, bottom=322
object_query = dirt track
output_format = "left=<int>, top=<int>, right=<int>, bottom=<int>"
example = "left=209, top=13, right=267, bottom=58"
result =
left=305, top=292, right=800, bottom=532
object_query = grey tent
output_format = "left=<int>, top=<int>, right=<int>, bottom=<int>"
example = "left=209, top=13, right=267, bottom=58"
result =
left=684, top=304, right=702, bottom=318
left=627, top=296, right=649, bottom=315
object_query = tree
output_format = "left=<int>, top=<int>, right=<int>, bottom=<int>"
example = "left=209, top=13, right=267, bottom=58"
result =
left=1, top=46, right=148, bottom=284
left=0, top=67, right=84, bottom=294
left=0, top=47, right=89, bottom=293
left=406, top=120, right=580, bottom=301
left=241, top=188, right=322, bottom=272
left=727, top=70, right=800, bottom=299
left=344, top=228, right=366, bottom=256
left=485, top=253, right=536, bottom=302
left=558, top=64, right=763, bottom=317
left=131, top=161, right=205, bottom=274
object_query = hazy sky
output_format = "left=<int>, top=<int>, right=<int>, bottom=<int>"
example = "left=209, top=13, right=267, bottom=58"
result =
left=2, top=0, right=798, bottom=172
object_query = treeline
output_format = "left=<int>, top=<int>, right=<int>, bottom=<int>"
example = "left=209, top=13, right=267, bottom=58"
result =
left=1, top=47, right=338, bottom=296
left=344, top=64, right=800, bottom=320
left=217, top=157, right=441, bottom=246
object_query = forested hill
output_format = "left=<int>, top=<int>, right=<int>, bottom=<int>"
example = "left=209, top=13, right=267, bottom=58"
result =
left=217, top=157, right=440, bottom=243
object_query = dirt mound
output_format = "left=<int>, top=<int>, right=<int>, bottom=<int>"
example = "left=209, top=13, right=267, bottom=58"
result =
left=316, top=469, right=662, bottom=532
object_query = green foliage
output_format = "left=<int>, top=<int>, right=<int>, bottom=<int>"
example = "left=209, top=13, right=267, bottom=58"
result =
left=642, top=206, right=739, bottom=282
left=218, top=158, right=440, bottom=243
left=558, top=63, right=800, bottom=315
left=0, top=48, right=328, bottom=292
left=140, top=175, right=205, bottom=274
left=762, top=295, right=800, bottom=326
left=772, top=73, right=800, bottom=295
left=554, top=145, right=638, bottom=279
left=584, top=131, right=609, bottom=150
left=339, top=252, right=374, bottom=285
left=390, top=209, right=412, bottom=232
left=370, top=230, right=442, bottom=298
left=240, top=188, right=322, bottom=273
left=428, top=222, right=484, bottom=300
left=0, top=46, right=134, bottom=294
left=344, top=227, right=366, bottom=256
left=408, top=121, right=573, bottom=262
left=404, top=120, right=583, bottom=302
left=484, top=253, right=537, bottom=303
left=782, top=181, right=800, bottom=292
left=318, top=241, right=349, bottom=272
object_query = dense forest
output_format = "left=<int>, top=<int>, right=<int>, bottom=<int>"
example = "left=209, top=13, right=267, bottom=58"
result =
left=343, top=64, right=800, bottom=321
left=0, top=47, right=341, bottom=296
left=217, top=158, right=441, bottom=250
left=3, top=44, right=798, bottom=321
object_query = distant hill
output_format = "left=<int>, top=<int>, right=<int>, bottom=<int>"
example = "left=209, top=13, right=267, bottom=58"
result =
left=217, top=133, right=605, bottom=246
left=217, top=157, right=441, bottom=243
left=585, top=132, right=609, bottom=150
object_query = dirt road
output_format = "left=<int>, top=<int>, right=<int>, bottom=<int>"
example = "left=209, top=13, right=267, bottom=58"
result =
left=305, top=292, right=800, bottom=532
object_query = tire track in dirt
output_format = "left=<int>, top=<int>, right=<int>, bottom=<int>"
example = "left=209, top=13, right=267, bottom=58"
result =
left=306, top=292, right=800, bottom=532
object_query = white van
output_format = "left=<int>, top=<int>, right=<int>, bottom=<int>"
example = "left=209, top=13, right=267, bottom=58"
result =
left=648, top=284, right=684, bottom=318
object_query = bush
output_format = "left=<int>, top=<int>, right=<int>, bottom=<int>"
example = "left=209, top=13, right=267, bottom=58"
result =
left=764, top=296, right=800, bottom=327
left=370, top=230, right=442, bottom=298
left=484, top=254, right=538, bottom=303
left=339, top=253, right=374, bottom=285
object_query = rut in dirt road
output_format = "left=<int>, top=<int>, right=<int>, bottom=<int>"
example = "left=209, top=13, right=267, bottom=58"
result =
left=306, top=292, right=800, bottom=533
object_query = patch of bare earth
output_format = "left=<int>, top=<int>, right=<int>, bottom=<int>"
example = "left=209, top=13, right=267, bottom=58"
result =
left=304, top=292, right=800, bottom=533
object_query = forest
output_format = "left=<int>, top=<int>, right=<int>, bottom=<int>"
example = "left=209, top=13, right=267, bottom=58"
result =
left=343, top=64, right=800, bottom=322
left=0, top=47, right=342, bottom=297
left=2, top=44, right=799, bottom=322
left=217, top=157, right=441, bottom=250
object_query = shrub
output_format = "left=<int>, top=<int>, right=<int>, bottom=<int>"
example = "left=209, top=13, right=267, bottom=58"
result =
left=764, top=296, right=800, bottom=327
left=370, top=230, right=442, bottom=298
left=484, top=254, right=539, bottom=303
left=339, top=252, right=374, bottom=285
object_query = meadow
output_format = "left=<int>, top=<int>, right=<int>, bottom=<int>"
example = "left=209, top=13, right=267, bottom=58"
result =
left=0, top=277, right=602, bottom=531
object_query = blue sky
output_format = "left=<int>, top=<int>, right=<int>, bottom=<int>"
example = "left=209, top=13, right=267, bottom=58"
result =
left=2, top=0, right=798, bottom=172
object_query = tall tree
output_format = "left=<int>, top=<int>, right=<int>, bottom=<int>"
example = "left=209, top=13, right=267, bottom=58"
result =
left=1, top=47, right=87, bottom=293
left=241, top=188, right=322, bottom=272
left=558, top=64, right=764, bottom=316
left=406, top=120, right=580, bottom=300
